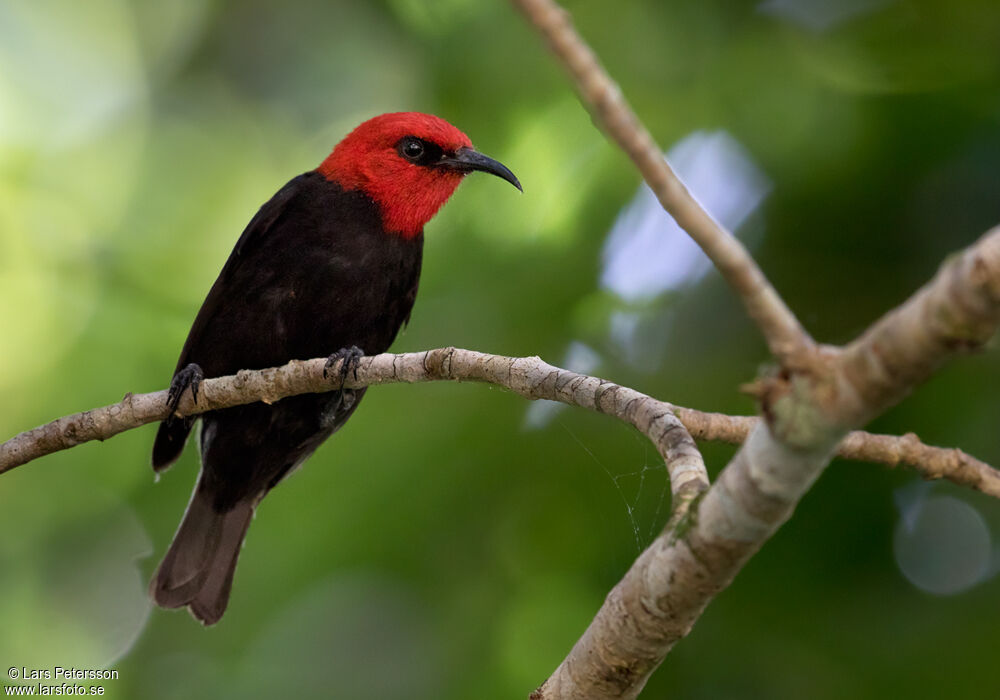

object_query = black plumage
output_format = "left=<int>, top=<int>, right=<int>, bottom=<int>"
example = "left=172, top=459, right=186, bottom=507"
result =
left=150, top=172, right=422, bottom=624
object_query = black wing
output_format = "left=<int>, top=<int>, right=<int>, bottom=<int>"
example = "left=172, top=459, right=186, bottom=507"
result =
left=150, top=175, right=306, bottom=472
left=233, top=177, right=302, bottom=257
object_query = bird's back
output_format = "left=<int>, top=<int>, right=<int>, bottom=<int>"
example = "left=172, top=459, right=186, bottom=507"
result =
left=180, top=171, right=423, bottom=379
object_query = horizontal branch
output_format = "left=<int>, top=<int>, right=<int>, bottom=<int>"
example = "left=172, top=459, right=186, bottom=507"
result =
left=0, top=349, right=709, bottom=503
left=676, top=410, right=1000, bottom=499
left=3, top=351, right=993, bottom=498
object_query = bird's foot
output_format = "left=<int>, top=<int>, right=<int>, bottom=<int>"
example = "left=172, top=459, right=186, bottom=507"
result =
left=166, top=363, right=205, bottom=414
left=324, top=346, right=364, bottom=383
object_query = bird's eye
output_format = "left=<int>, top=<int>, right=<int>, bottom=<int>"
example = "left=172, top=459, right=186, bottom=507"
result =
left=396, top=136, right=444, bottom=166
left=400, top=138, right=425, bottom=161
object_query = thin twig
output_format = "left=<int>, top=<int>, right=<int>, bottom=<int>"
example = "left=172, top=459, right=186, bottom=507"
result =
left=510, top=0, right=812, bottom=366
left=675, top=410, right=1000, bottom=499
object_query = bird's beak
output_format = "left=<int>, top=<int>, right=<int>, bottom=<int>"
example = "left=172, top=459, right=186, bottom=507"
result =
left=439, top=147, right=522, bottom=192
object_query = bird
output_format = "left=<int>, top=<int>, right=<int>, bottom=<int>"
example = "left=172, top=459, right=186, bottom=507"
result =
left=149, top=112, right=520, bottom=625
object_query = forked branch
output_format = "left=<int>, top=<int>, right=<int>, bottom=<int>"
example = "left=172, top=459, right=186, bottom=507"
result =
left=510, top=0, right=1000, bottom=697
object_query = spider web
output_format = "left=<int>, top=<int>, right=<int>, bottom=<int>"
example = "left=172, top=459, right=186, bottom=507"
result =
left=558, top=418, right=672, bottom=552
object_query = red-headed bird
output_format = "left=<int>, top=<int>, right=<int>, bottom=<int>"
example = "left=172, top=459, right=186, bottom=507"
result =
left=150, top=112, right=520, bottom=624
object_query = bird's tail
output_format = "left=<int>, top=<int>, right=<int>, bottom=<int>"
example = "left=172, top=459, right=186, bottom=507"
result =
left=150, top=475, right=255, bottom=625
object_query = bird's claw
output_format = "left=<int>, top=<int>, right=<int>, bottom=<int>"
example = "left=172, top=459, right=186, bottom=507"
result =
left=324, top=346, right=364, bottom=383
left=166, top=363, right=205, bottom=414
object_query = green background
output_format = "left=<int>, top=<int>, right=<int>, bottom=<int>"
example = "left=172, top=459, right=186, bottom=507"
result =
left=2, top=0, right=999, bottom=697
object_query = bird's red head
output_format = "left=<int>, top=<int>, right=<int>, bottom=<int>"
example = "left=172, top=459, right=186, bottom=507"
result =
left=318, top=112, right=520, bottom=238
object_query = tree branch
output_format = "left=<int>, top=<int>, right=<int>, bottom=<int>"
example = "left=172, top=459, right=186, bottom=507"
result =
left=3, top=352, right=994, bottom=497
left=510, top=0, right=812, bottom=366
left=831, top=225, right=1000, bottom=427
left=0, top=349, right=708, bottom=506
left=676, top=410, right=1000, bottom=499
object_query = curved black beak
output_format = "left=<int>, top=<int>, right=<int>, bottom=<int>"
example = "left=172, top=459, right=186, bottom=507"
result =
left=439, top=146, right=522, bottom=192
